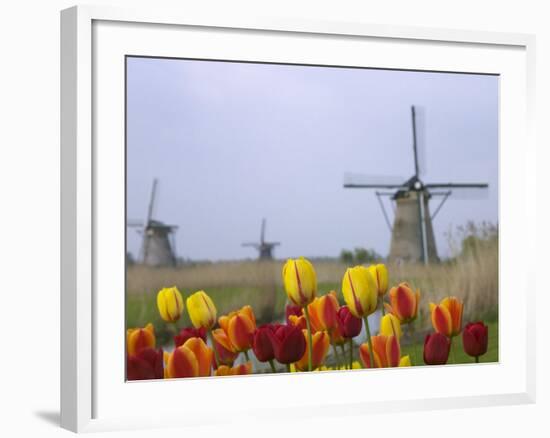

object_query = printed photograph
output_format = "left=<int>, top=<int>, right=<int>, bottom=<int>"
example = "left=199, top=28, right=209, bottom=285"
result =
left=125, top=56, right=498, bottom=380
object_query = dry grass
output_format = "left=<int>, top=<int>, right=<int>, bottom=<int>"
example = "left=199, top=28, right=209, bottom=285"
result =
left=127, top=225, right=497, bottom=338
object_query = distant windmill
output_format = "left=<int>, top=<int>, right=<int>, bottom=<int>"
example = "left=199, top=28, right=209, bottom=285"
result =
left=127, top=179, right=178, bottom=267
left=242, top=219, right=280, bottom=260
left=343, top=106, right=489, bottom=264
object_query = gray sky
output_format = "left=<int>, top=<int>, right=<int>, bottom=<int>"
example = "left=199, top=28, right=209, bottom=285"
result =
left=126, top=57, right=498, bottom=261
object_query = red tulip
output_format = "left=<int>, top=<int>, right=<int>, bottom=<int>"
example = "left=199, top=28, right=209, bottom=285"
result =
left=252, top=324, right=276, bottom=362
left=127, top=347, right=164, bottom=380
left=269, top=324, right=307, bottom=364
left=336, top=306, right=363, bottom=338
left=462, top=322, right=488, bottom=360
left=423, top=332, right=451, bottom=365
left=174, top=326, right=207, bottom=347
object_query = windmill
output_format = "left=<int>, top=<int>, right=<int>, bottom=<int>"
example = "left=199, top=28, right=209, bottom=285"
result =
left=242, top=218, right=280, bottom=260
left=127, top=179, right=178, bottom=267
left=343, top=106, right=489, bottom=264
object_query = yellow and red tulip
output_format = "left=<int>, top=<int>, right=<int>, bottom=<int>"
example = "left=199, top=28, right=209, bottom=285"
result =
left=186, top=290, right=217, bottom=330
left=211, top=328, right=239, bottom=367
left=282, top=257, right=317, bottom=307
left=367, top=264, right=389, bottom=297
left=156, top=286, right=184, bottom=323
left=218, top=305, right=257, bottom=352
left=307, top=291, right=340, bottom=332
left=341, top=266, right=378, bottom=318
left=182, top=337, right=213, bottom=377
left=430, top=296, right=463, bottom=337
left=127, top=323, right=155, bottom=356
left=387, top=283, right=420, bottom=323
left=166, top=345, right=199, bottom=378
left=295, top=330, right=330, bottom=371
left=399, top=355, right=411, bottom=367
left=214, top=362, right=253, bottom=376
left=359, top=334, right=400, bottom=368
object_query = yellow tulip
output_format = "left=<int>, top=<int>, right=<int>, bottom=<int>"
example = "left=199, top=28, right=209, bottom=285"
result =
left=282, top=257, right=317, bottom=307
left=367, top=264, right=389, bottom=296
left=399, top=355, right=411, bottom=367
left=341, top=266, right=378, bottom=318
left=379, top=313, right=402, bottom=339
left=157, top=286, right=184, bottom=322
left=186, top=290, right=217, bottom=330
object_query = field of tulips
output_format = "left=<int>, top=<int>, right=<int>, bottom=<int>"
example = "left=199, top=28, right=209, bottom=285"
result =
left=127, top=258, right=495, bottom=380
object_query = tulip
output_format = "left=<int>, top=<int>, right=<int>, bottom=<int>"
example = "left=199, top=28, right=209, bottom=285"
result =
left=127, top=323, right=155, bottom=356
left=430, top=296, right=463, bottom=337
left=186, top=290, right=217, bottom=330
left=342, top=266, right=378, bottom=368
left=295, top=330, right=330, bottom=371
left=399, top=355, right=411, bottom=367
left=359, top=335, right=400, bottom=368
left=214, top=362, right=253, bottom=376
left=462, top=322, right=489, bottom=362
left=288, top=313, right=307, bottom=330
left=342, top=266, right=378, bottom=318
left=127, top=347, right=164, bottom=380
left=336, top=306, right=362, bottom=339
left=307, top=291, right=340, bottom=332
left=252, top=324, right=276, bottom=363
left=218, top=305, right=257, bottom=353
left=367, top=264, right=389, bottom=297
left=282, top=257, right=317, bottom=307
left=166, top=345, right=199, bottom=378
left=387, top=282, right=420, bottom=323
left=285, top=304, right=303, bottom=324
left=379, top=313, right=402, bottom=339
left=182, top=337, right=213, bottom=377
left=423, top=332, right=451, bottom=365
left=211, top=328, right=239, bottom=367
left=269, top=324, right=307, bottom=365
left=174, top=326, right=207, bottom=347
left=156, top=286, right=184, bottom=323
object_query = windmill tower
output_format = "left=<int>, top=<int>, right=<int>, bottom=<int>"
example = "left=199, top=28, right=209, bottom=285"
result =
left=242, top=219, right=280, bottom=260
left=343, top=106, right=489, bottom=264
left=127, top=179, right=178, bottom=267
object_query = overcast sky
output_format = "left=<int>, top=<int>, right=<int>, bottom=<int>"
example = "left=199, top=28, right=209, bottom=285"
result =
left=126, top=57, right=498, bottom=261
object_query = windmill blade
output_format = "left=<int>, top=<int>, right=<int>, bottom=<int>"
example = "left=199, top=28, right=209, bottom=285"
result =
left=126, top=220, right=143, bottom=227
left=426, top=183, right=489, bottom=200
left=425, top=182, right=489, bottom=189
left=412, top=105, right=427, bottom=177
left=260, top=218, right=266, bottom=244
left=242, top=243, right=260, bottom=248
left=417, top=192, right=429, bottom=265
left=146, top=178, right=158, bottom=224
left=343, top=173, right=407, bottom=189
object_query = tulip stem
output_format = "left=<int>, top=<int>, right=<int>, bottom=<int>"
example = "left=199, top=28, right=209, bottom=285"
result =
left=286, top=363, right=291, bottom=373
left=243, top=350, right=250, bottom=362
left=380, top=297, right=386, bottom=316
left=348, top=338, right=353, bottom=370
left=449, top=337, right=457, bottom=364
left=303, top=305, right=314, bottom=372
left=408, top=323, right=418, bottom=366
left=269, top=359, right=277, bottom=373
left=363, top=316, right=375, bottom=369
left=475, top=356, right=480, bottom=364
left=332, top=342, right=341, bottom=368
left=208, top=330, right=221, bottom=370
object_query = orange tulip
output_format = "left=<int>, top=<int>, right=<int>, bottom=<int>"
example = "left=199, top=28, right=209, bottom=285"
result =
left=218, top=305, right=257, bottom=352
left=430, top=296, right=463, bottom=337
left=295, top=330, right=330, bottom=371
left=182, top=337, right=213, bottom=377
left=387, top=283, right=420, bottom=323
left=288, top=313, right=307, bottom=331
left=307, top=291, right=340, bottom=332
left=211, top=328, right=239, bottom=367
left=166, top=345, right=199, bottom=378
left=359, top=335, right=400, bottom=368
left=214, top=362, right=253, bottom=376
left=127, top=323, right=155, bottom=356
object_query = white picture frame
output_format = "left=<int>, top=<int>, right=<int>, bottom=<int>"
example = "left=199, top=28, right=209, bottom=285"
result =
left=60, top=4, right=536, bottom=433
